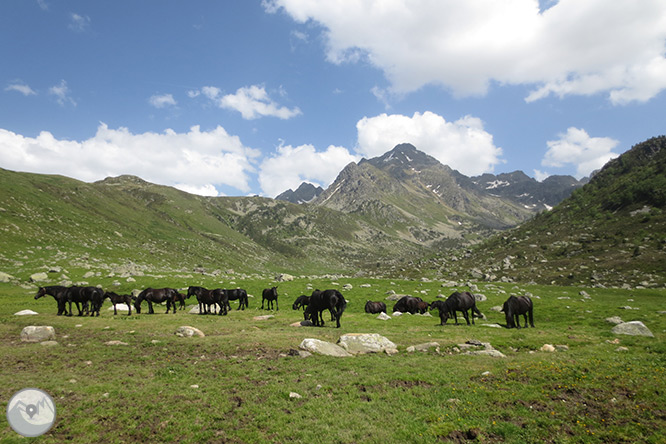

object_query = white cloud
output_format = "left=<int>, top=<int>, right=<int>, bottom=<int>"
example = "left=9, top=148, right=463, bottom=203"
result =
left=542, top=127, right=619, bottom=178
left=174, top=183, right=222, bottom=197
left=266, top=0, right=666, bottom=104
left=37, top=0, right=49, bottom=11
left=5, top=82, right=37, bottom=96
left=356, top=111, right=503, bottom=176
left=148, top=93, right=177, bottom=109
left=68, top=13, right=91, bottom=32
left=258, top=143, right=359, bottom=197
left=191, top=84, right=301, bottom=120
left=0, top=124, right=260, bottom=195
left=48, top=79, right=76, bottom=106
left=533, top=169, right=550, bottom=182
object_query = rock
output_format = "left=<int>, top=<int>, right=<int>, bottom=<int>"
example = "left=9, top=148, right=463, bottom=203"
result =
left=441, top=281, right=458, bottom=287
left=376, top=312, right=391, bottom=320
left=40, top=341, right=59, bottom=347
left=337, top=333, right=398, bottom=355
left=0, top=271, right=15, bottom=282
left=175, top=326, right=205, bottom=337
left=611, top=321, right=654, bottom=337
left=107, top=305, right=130, bottom=311
left=29, top=272, right=49, bottom=282
left=385, top=293, right=408, bottom=301
left=489, top=305, right=503, bottom=312
left=465, top=349, right=506, bottom=358
left=360, top=284, right=371, bottom=288
left=275, top=273, right=294, bottom=282
left=406, top=342, right=440, bottom=353
left=540, top=344, right=556, bottom=352
left=299, top=338, right=352, bottom=357
left=290, top=320, right=313, bottom=327
left=474, top=293, right=487, bottom=302
left=253, top=315, right=274, bottom=321
left=555, top=345, right=569, bottom=351
left=20, top=326, right=55, bottom=342
left=480, top=323, right=502, bottom=328
left=616, top=346, right=629, bottom=352
left=105, top=340, right=128, bottom=346
left=619, top=306, right=639, bottom=310
left=83, top=271, right=95, bottom=278
left=14, top=309, right=39, bottom=316
left=190, top=384, right=199, bottom=389
left=188, top=305, right=200, bottom=314
left=343, top=284, right=353, bottom=290
left=392, top=311, right=403, bottom=317
left=289, top=392, right=302, bottom=399
left=605, top=316, right=624, bottom=325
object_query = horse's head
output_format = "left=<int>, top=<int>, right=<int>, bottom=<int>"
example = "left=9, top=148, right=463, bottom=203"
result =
left=34, top=287, right=46, bottom=300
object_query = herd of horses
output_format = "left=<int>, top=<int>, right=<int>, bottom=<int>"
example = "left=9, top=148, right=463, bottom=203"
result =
left=34, top=285, right=534, bottom=329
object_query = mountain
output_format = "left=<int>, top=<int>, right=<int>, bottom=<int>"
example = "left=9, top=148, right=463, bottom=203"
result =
left=434, top=136, right=666, bottom=288
left=276, top=182, right=323, bottom=204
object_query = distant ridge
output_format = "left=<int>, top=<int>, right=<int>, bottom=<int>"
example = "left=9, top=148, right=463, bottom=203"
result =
left=276, top=182, right=323, bottom=204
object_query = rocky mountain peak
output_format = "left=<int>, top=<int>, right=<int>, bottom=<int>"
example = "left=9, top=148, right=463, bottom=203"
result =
left=275, top=182, right=324, bottom=204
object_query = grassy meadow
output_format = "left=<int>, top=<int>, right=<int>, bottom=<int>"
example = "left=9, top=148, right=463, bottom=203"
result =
left=1, top=275, right=664, bottom=443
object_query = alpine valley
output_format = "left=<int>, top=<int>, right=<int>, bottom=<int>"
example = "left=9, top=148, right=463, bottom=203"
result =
left=1, top=138, right=664, bottom=288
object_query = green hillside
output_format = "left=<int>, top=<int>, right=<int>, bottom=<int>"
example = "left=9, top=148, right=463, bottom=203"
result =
left=441, top=136, right=666, bottom=288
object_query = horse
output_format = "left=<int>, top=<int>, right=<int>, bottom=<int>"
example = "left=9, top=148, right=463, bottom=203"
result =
left=292, top=295, right=310, bottom=311
left=304, top=289, right=347, bottom=328
left=224, top=288, right=249, bottom=310
left=429, top=291, right=483, bottom=325
left=212, top=289, right=229, bottom=316
left=104, top=291, right=133, bottom=315
left=364, top=301, right=386, bottom=314
left=88, top=287, right=106, bottom=317
left=133, top=288, right=179, bottom=314
left=34, top=286, right=69, bottom=315
left=261, top=287, right=279, bottom=310
left=64, top=286, right=99, bottom=317
left=501, top=295, right=534, bottom=328
left=392, top=296, right=424, bottom=314
left=188, top=286, right=218, bottom=314
left=176, top=291, right=189, bottom=310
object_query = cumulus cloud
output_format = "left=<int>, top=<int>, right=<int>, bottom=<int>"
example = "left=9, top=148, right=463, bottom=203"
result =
left=265, top=0, right=666, bottom=103
left=148, top=93, right=177, bottom=108
left=356, top=112, right=503, bottom=176
left=5, top=82, right=37, bottom=96
left=68, top=13, right=91, bottom=32
left=258, top=143, right=359, bottom=197
left=48, top=79, right=76, bottom=106
left=542, top=127, right=619, bottom=178
left=190, top=84, right=301, bottom=120
left=0, top=124, right=260, bottom=196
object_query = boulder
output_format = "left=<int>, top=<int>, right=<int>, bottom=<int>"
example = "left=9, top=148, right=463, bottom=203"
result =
left=14, top=309, right=39, bottom=316
left=175, top=326, right=205, bottom=338
left=376, top=312, right=391, bottom=320
left=253, top=315, right=274, bottom=321
left=337, top=333, right=398, bottom=355
left=605, top=316, right=624, bottom=325
left=611, top=321, right=654, bottom=337
left=105, top=340, right=128, bottom=346
left=299, top=338, right=352, bottom=357
left=465, top=349, right=506, bottom=358
left=290, top=320, right=313, bottom=327
left=29, top=272, right=49, bottom=283
left=275, top=273, right=294, bottom=282
left=20, top=326, right=56, bottom=342
left=0, top=271, right=15, bottom=282
left=406, top=342, right=440, bottom=353
left=540, top=344, right=556, bottom=352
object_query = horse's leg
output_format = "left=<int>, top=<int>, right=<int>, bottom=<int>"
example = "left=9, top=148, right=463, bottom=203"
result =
left=148, top=301, right=154, bottom=314
left=462, top=309, right=471, bottom=325
left=528, top=309, right=534, bottom=328
left=127, top=302, right=132, bottom=315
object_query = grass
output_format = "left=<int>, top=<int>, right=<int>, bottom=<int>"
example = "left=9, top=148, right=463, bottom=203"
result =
left=1, top=277, right=664, bottom=443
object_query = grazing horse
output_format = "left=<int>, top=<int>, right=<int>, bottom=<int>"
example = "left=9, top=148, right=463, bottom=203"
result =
left=188, top=286, right=218, bottom=314
left=261, top=287, right=279, bottom=310
left=502, top=295, right=534, bottom=329
left=304, top=289, right=347, bottom=328
left=64, top=286, right=99, bottom=317
left=292, top=295, right=310, bottom=311
left=392, top=296, right=424, bottom=314
left=429, top=291, right=483, bottom=325
left=89, top=287, right=106, bottom=316
left=364, top=301, right=386, bottom=314
left=104, top=291, right=133, bottom=315
left=133, top=288, right=178, bottom=314
left=224, top=288, right=249, bottom=310
left=176, top=291, right=189, bottom=310
left=34, top=286, right=69, bottom=315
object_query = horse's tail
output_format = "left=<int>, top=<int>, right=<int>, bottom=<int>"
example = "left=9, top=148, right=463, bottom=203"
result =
left=528, top=307, right=534, bottom=327
left=336, top=295, right=347, bottom=318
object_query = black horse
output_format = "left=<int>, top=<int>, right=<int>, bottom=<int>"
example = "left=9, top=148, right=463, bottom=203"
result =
left=292, top=295, right=310, bottom=311
left=502, top=295, right=534, bottom=328
left=429, top=291, right=483, bottom=325
left=64, top=286, right=100, bottom=317
left=304, top=289, right=347, bottom=328
left=212, top=289, right=229, bottom=316
left=392, top=296, right=424, bottom=314
left=224, top=288, right=249, bottom=310
left=176, top=291, right=189, bottom=310
left=261, top=286, right=279, bottom=310
left=34, top=286, right=69, bottom=315
left=188, top=286, right=218, bottom=314
left=104, top=291, right=133, bottom=315
left=364, top=301, right=386, bottom=314
left=88, top=287, right=106, bottom=317
left=134, top=288, right=179, bottom=314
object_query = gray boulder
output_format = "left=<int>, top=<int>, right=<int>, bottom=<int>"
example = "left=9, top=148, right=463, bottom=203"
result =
left=29, top=272, right=49, bottom=283
left=337, top=333, right=398, bottom=355
left=0, top=271, right=15, bottom=283
left=20, top=326, right=56, bottom=342
left=605, top=316, right=624, bottom=325
left=299, top=338, right=352, bottom=357
left=611, top=321, right=654, bottom=337
left=175, top=326, right=205, bottom=337
left=376, top=312, right=391, bottom=320
left=14, top=309, right=39, bottom=316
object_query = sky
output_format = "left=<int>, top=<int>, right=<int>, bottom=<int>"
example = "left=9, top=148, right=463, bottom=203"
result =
left=1, top=0, right=665, bottom=197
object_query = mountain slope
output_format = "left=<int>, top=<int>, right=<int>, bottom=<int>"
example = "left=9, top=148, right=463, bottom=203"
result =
left=442, top=136, right=666, bottom=287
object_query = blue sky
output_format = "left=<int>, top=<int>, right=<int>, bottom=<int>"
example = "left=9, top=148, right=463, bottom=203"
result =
left=2, top=0, right=665, bottom=197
